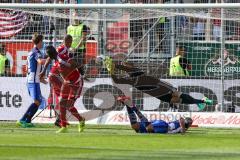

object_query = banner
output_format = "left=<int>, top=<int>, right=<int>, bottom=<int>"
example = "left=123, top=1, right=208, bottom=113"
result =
left=5, top=42, right=32, bottom=75
left=31, top=111, right=240, bottom=128
left=106, top=20, right=130, bottom=54
left=185, top=42, right=240, bottom=77
left=1, top=77, right=240, bottom=128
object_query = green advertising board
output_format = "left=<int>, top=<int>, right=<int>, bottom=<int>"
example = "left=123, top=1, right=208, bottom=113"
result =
left=184, top=42, right=240, bottom=78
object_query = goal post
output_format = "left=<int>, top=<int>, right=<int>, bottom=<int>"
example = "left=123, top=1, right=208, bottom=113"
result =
left=0, top=3, right=240, bottom=127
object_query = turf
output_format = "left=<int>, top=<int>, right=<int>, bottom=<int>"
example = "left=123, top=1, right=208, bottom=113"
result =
left=0, top=122, right=240, bottom=160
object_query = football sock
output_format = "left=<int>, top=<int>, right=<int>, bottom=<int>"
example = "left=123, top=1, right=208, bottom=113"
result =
left=131, top=104, right=150, bottom=126
left=20, top=105, right=32, bottom=122
left=180, top=93, right=203, bottom=104
left=126, top=105, right=137, bottom=125
left=26, top=103, right=39, bottom=123
left=60, top=107, right=67, bottom=127
left=21, top=103, right=38, bottom=123
left=68, top=107, right=83, bottom=121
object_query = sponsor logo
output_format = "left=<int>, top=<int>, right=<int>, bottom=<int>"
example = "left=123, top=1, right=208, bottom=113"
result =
left=193, top=46, right=211, bottom=51
left=0, top=91, right=22, bottom=108
left=205, top=49, right=240, bottom=77
left=192, top=115, right=240, bottom=125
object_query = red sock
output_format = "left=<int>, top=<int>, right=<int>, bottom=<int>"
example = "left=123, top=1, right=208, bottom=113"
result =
left=54, top=94, right=60, bottom=110
left=47, top=97, right=53, bottom=106
left=60, top=107, right=67, bottom=127
left=68, top=107, right=83, bottom=121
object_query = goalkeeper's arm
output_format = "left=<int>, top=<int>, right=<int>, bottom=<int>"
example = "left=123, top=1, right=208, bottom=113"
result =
left=111, top=74, right=135, bottom=85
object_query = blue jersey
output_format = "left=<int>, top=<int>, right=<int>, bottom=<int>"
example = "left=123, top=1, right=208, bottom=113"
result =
left=151, top=120, right=182, bottom=134
left=151, top=120, right=169, bottom=133
left=27, top=47, right=44, bottom=83
left=138, top=120, right=183, bottom=134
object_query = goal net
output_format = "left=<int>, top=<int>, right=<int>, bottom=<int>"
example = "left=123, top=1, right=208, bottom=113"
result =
left=0, top=3, right=240, bottom=127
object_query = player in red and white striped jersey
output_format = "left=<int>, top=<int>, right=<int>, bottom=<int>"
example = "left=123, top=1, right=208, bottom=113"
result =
left=40, top=35, right=85, bottom=131
left=46, top=45, right=85, bottom=133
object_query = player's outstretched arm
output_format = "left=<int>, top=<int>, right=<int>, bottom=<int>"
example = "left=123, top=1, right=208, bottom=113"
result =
left=111, top=74, right=135, bottom=85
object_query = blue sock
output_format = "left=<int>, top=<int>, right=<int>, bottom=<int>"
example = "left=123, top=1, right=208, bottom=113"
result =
left=20, top=103, right=35, bottom=122
left=21, top=103, right=39, bottom=123
left=126, top=105, right=137, bottom=125
left=131, top=105, right=150, bottom=127
left=26, top=103, right=39, bottom=123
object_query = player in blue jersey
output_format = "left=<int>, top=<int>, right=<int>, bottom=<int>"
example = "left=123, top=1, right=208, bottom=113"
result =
left=117, top=96, right=193, bottom=134
left=17, top=33, right=46, bottom=127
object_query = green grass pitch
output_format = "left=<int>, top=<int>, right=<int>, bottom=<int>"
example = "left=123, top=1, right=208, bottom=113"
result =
left=0, top=122, right=240, bottom=160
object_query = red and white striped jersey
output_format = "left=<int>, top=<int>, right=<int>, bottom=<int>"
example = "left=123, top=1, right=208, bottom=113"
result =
left=56, top=44, right=71, bottom=61
left=50, top=44, right=71, bottom=75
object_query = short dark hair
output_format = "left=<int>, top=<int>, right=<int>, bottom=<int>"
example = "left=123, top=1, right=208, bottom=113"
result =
left=46, top=45, right=57, bottom=59
left=184, top=117, right=193, bottom=129
left=176, top=45, right=185, bottom=50
left=32, top=33, right=43, bottom=45
left=64, top=34, right=73, bottom=42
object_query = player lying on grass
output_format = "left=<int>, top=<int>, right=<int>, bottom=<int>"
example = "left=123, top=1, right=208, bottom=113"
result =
left=102, top=56, right=213, bottom=111
left=117, top=96, right=192, bottom=134
left=46, top=45, right=85, bottom=133
left=40, top=35, right=85, bottom=128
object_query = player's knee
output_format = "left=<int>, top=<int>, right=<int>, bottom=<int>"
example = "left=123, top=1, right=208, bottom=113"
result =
left=59, top=98, right=68, bottom=106
left=34, top=100, right=41, bottom=106
left=67, top=98, right=76, bottom=107
left=131, top=123, right=140, bottom=131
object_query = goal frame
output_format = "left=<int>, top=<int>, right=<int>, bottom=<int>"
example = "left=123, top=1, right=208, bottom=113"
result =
left=1, top=3, right=240, bottom=128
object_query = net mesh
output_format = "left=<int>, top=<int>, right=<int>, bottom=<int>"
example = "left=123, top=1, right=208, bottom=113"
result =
left=10, top=7, right=240, bottom=21
left=1, top=5, right=240, bottom=123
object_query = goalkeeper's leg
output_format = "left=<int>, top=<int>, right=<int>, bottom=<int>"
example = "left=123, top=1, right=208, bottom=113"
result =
left=171, top=92, right=213, bottom=111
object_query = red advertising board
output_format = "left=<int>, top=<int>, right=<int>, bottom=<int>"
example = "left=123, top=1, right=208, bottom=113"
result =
left=106, top=21, right=130, bottom=54
left=5, top=42, right=32, bottom=76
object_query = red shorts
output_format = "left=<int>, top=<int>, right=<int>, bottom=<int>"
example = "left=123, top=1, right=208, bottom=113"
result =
left=49, top=73, right=63, bottom=97
left=60, top=78, right=83, bottom=100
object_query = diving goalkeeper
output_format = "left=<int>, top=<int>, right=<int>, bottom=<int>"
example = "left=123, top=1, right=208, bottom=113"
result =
left=103, top=56, right=213, bottom=111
